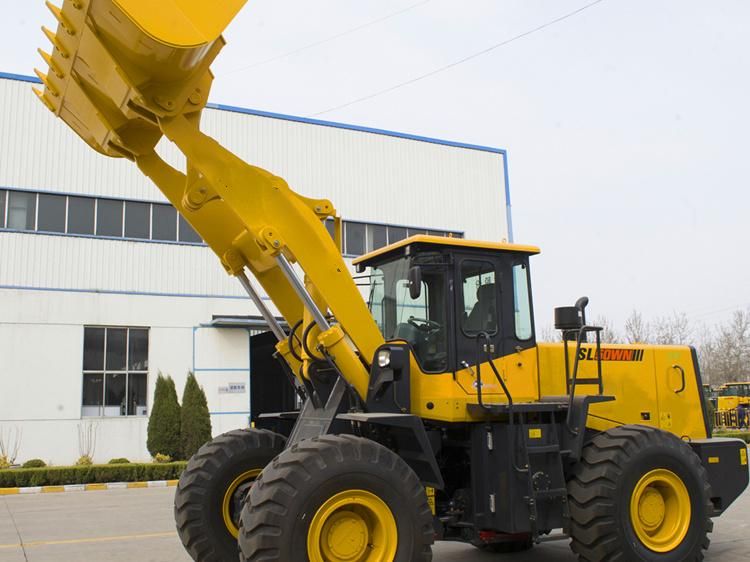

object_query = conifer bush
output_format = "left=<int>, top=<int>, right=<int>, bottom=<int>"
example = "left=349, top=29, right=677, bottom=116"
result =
left=180, top=372, right=213, bottom=459
left=147, top=374, right=182, bottom=459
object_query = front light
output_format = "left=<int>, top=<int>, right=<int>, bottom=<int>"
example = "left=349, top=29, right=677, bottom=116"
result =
left=377, top=349, right=391, bottom=368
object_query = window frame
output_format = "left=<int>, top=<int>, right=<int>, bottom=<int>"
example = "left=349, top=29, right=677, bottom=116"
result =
left=459, top=258, right=500, bottom=338
left=81, top=326, right=150, bottom=418
left=511, top=261, right=534, bottom=342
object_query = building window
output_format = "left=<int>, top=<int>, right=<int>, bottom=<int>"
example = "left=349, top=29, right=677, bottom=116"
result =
left=7, top=191, right=36, bottom=230
left=82, top=326, right=149, bottom=417
left=387, top=225, right=407, bottom=245
left=178, top=215, right=202, bottom=244
left=68, top=196, right=95, bottom=235
left=96, top=199, right=123, bottom=237
left=344, top=222, right=366, bottom=256
left=37, top=193, right=66, bottom=233
left=152, top=204, right=177, bottom=241
left=124, top=201, right=150, bottom=239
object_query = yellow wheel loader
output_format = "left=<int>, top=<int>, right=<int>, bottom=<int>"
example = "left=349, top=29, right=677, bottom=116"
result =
left=714, top=383, right=750, bottom=429
left=36, top=2, right=749, bottom=561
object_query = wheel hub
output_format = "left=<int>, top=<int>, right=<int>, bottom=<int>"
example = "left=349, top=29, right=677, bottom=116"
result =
left=321, top=511, right=369, bottom=560
left=629, top=468, right=691, bottom=553
left=638, top=488, right=666, bottom=529
left=307, top=489, right=398, bottom=562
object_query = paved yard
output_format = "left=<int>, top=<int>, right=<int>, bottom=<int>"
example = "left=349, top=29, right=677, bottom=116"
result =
left=1, top=484, right=749, bottom=561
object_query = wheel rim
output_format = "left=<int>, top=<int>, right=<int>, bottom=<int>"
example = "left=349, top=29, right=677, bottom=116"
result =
left=629, top=468, right=691, bottom=553
left=307, top=489, right=398, bottom=562
left=222, top=468, right=261, bottom=538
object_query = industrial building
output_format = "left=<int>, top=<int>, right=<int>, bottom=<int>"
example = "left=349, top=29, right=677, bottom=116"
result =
left=0, top=72, right=512, bottom=464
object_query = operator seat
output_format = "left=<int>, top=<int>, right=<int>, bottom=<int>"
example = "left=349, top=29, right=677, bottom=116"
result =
left=465, top=283, right=497, bottom=333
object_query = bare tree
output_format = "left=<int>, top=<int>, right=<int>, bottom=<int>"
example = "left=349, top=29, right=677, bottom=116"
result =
left=77, top=421, right=98, bottom=465
left=537, top=324, right=561, bottom=343
left=0, top=426, right=22, bottom=467
left=652, top=312, right=693, bottom=346
left=624, top=310, right=651, bottom=344
left=711, top=309, right=750, bottom=384
left=591, top=315, right=619, bottom=343
left=695, top=323, right=719, bottom=384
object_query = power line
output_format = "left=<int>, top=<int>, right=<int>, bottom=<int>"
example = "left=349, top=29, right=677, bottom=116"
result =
left=311, top=0, right=608, bottom=117
left=226, top=0, right=433, bottom=75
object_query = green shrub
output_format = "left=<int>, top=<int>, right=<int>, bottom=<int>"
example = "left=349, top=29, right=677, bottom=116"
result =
left=0, top=462, right=187, bottom=488
left=108, top=458, right=130, bottom=464
left=153, top=453, right=172, bottom=464
left=22, top=459, right=46, bottom=469
left=181, top=372, right=212, bottom=459
left=147, top=374, right=182, bottom=460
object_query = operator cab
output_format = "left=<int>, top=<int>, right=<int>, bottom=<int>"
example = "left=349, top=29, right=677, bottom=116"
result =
left=354, top=235, right=540, bottom=374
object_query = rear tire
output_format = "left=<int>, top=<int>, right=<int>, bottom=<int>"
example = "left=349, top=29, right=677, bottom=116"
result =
left=238, top=434, right=434, bottom=561
left=568, top=425, right=713, bottom=561
left=174, top=428, right=285, bottom=562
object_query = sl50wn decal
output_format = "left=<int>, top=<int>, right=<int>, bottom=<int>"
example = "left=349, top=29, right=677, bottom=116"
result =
left=578, top=348, right=645, bottom=362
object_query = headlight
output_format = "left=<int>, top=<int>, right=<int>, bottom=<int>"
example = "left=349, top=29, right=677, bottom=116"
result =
left=377, top=349, right=391, bottom=368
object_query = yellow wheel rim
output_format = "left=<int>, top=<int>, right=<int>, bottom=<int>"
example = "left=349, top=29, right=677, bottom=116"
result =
left=629, top=469, right=691, bottom=553
left=222, top=468, right=261, bottom=538
left=307, top=489, right=398, bottom=562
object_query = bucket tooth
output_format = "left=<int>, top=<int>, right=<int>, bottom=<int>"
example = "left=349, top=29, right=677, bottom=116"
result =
left=45, top=1, right=75, bottom=35
left=32, top=87, right=56, bottom=112
left=34, top=68, right=59, bottom=97
left=38, top=48, right=64, bottom=78
left=42, top=26, right=69, bottom=58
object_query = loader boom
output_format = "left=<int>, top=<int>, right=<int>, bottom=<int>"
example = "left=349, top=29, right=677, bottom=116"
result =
left=36, top=0, right=383, bottom=399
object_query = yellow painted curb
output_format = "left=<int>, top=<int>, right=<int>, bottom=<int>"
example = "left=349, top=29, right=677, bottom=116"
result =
left=166, top=480, right=179, bottom=486
left=127, top=482, right=148, bottom=489
left=84, top=483, right=108, bottom=491
left=0, top=488, right=19, bottom=496
left=41, top=486, right=65, bottom=493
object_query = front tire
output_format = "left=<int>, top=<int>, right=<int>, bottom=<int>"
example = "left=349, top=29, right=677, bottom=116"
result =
left=568, top=425, right=713, bottom=561
left=174, top=428, right=285, bottom=562
left=238, top=434, right=435, bottom=562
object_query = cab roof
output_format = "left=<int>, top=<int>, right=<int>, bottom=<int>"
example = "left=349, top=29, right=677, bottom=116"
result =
left=352, top=234, right=540, bottom=266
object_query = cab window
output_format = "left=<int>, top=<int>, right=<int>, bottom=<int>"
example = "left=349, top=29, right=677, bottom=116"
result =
left=513, top=263, right=533, bottom=340
left=368, top=254, right=448, bottom=373
left=461, top=260, right=497, bottom=335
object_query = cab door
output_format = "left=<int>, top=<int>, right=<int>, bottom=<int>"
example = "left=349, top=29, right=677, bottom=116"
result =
left=454, top=256, right=506, bottom=397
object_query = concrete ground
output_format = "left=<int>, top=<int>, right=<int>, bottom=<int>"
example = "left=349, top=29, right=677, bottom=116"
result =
left=1, top=485, right=748, bottom=562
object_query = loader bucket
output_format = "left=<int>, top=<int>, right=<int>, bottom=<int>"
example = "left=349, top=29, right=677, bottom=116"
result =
left=34, top=0, right=246, bottom=159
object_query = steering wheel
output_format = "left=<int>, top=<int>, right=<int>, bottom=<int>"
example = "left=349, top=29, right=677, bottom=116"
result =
left=408, top=317, right=442, bottom=333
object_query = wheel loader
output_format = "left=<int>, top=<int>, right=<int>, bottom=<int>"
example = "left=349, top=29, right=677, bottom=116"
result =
left=714, top=382, right=750, bottom=429
left=35, top=1, right=749, bottom=560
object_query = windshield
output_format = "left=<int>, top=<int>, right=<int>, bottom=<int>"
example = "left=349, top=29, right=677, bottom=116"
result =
left=368, top=253, right=448, bottom=373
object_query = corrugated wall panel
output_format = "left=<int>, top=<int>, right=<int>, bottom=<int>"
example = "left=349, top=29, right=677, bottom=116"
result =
left=0, top=75, right=509, bottom=296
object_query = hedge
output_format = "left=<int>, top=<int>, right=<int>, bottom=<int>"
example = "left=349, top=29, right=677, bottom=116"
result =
left=0, top=462, right=187, bottom=488
left=714, top=431, right=750, bottom=444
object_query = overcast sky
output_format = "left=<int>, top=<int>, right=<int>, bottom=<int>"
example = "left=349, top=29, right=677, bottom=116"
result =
left=2, top=0, right=748, bottom=333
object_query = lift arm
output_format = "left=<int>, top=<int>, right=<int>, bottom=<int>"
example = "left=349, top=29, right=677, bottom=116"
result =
left=34, top=0, right=384, bottom=400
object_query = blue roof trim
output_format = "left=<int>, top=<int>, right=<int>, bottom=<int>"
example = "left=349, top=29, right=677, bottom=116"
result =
left=0, top=71, right=41, bottom=84
left=0, top=71, right=505, bottom=154
left=206, top=102, right=505, bottom=155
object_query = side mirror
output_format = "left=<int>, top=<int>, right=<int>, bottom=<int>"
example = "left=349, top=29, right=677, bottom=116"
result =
left=408, top=266, right=422, bottom=300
